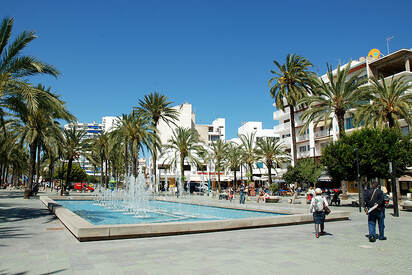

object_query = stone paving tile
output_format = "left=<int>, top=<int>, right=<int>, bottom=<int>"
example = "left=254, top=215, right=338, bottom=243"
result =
left=1, top=190, right=412, bottom=275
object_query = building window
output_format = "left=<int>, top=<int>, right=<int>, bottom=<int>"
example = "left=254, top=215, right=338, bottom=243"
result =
left=401, top=126, right=409, bottom=136
left=209, top=135, right=220, bottom=142
left=299, top=146, right=307, bottom=153
left=208, top=127, right=213, bottom=132
left=344, top=117, right=354, bottom=130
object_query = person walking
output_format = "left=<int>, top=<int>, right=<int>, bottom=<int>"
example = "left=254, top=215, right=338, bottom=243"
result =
left=309, top=188, right=328, bottom=238
left=239, top=182, right=246, bottom=204
left=364, top=181, right=386, bottom=242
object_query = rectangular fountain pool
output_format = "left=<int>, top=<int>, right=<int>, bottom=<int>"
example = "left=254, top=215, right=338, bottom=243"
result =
left=56, top=200, right=285, bottom=225
left=42, top=196, right=351, bottom=241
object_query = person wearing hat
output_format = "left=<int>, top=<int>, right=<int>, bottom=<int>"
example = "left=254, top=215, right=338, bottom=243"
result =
left=309, top=188, right=329, bottom=238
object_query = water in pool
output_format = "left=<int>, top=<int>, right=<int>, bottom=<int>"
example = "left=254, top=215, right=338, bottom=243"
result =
left=56, top=200, right=284, bottom=225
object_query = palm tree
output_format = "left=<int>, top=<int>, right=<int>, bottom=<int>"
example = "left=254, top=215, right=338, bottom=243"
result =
left=134, top=92, right=179, bottom=187
left=210, top=139, right=229, bottom=192
left=355, top=76, right=412, bottom=129
left=239, top=133, right=258, bottom=183
left=225, top=142, right=243, bottom=189
left=123, top=115, right=158, bottom=177
left=10, top=85, right=74, bottom=197
left=298, top=62, right=367, bottom=138
left=269, top=54, right=316, bottom=165
left=60, top=126, right=88, bottom=195
left=90, top=132, right=110, bottom=187
left=255, top=137, right=288, bottom=186
left=113, top=114, right=132, bottom=175
left=163, top=127, right=203, bottom=193
left=0, top=17, right=59, bottom=133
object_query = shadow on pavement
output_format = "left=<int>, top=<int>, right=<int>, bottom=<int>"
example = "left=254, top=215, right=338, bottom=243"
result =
left=0, top=269, right=67, bottom=275
left=0, top=226, right=31, bottom=240
left=0, top=207, right=54, bottom=223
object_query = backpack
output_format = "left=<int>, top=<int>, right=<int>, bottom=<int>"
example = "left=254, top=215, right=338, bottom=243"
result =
left=313, top=196, right=324, bottom=212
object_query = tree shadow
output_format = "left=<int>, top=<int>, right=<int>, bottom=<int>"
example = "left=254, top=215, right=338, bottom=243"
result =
left=0, top=207, right=55, bottom=223
left=0, top=191, right=26, bottom=199
left=0, top=268, right=67, bottom=275
left=0, top=226, right=31, bottom=240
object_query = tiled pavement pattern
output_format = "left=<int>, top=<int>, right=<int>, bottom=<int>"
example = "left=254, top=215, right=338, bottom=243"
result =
left=1, top=190, right=411, bottom=275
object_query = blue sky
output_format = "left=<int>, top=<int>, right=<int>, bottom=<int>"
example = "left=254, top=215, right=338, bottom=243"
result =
left=2, top=0, right=412, bottom=139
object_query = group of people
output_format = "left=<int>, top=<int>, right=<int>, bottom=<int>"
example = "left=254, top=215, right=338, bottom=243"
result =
left=309, top=181, right=386, bottom=242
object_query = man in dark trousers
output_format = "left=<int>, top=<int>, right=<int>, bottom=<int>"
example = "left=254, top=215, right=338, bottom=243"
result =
left=364, top=181, right=386, bottom=242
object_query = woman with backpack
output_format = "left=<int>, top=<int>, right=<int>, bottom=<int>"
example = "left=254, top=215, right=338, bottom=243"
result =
left=309, top=188, right=329, bottom=238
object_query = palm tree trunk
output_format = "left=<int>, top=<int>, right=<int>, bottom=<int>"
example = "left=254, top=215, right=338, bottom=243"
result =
left=217, top=170, right=221, bottom=193
left=5, top=165, right=9, bottom=184
left=248, top=163, right=253, bottom=182
left=153, top=154, right=157, bottom=189
left=267, top=161, right=273, bottom=186
left=36, top=143, right=41, bottom=185
left=105, top=159, right=109, bottom=188
left=0, top=165, right=3, bottom=184
left=387, top=114, right=395, bottom=128
left=290, top=105, right=298, bottom=166
left=124, top=140, right=129, bottom=175
left=63, top=158, right=73, bottom=196
left=50, top=161, right=55, bottom=190
left=100, top=156, right=104, bottom=187
left=179, top=156, right=185, bottom=194
left=336, top=110, right=346, bottom=138
left=25, top=140, right=38, bottom=198
left=234, top=169, right=237, bottom=189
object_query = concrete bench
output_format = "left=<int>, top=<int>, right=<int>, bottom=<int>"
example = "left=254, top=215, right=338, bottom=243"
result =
left=265, top=196, right=281, bottom=203
left=402, top=200, right=412, bottom=211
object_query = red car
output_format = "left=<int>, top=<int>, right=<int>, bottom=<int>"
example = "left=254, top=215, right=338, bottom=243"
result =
left=74, top=183, right=94, bottom=192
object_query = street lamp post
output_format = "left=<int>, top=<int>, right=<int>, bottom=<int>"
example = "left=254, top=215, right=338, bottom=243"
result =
left=311, top=147, right=316, bottom=164
left=389, top=161, right=399, bottom=217
left=355, top=148, right=361, bottom=213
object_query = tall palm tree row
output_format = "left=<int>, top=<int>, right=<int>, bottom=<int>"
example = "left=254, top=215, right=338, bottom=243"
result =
left=210, top=139, right=229, bottom=192
left=355, top=76, right=412, bottom=129
left=9, top=85, right=74, bottom=197
left=0, top=17, right=59, bottom=134
left=269, top=54, right=317, bottom=166
left=134, top=92, right=179, bottom=186
left=239, top=133, right=258, bottom=183
left=225, top=142, right=243, bottom=189
left=60, top=126, right=88, bottom=195
left=255, top=137, right=289, bottom=186
left=298, top=62, right=367, bottom=138
left=162, top=127, right=203, bottom=193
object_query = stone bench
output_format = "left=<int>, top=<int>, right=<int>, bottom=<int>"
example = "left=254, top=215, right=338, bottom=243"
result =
left=402, top=200, right=412, bottom=211
left=265, top=196, right=281, bottom=203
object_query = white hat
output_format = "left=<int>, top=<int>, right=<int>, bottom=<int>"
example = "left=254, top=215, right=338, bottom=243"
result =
left=315, top=188, right=322, bottom=195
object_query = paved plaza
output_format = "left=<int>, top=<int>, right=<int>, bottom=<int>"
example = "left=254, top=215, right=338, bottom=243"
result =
left=1, top=190, right=411, bottom=275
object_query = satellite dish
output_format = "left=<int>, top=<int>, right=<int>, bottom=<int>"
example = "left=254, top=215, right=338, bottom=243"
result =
left=368, top=49, right=381, bottom=59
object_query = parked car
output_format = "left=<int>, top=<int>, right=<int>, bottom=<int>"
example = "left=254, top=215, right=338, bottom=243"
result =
left=74, top=183, right=94, bottom=192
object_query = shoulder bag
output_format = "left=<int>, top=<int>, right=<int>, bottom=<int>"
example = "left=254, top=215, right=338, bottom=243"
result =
left=364, top=189, right=377, bottom=215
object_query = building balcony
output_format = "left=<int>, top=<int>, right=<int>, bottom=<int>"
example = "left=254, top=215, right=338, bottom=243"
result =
left=279, top=137, right=291, bottom=147
left=273, top=122, right=290, bottom=133
left=273, top=108, right=289, bottom=120
left=298, top=151, right=310, bottom=159
left=296, top=134, right=309, bottom=142
left=315, top=130, right=331, bottom=139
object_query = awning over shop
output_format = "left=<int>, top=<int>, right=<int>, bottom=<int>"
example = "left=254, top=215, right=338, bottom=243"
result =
left=318, top=171, right=332, bottom=182
left=399, top=175, right=412, bottom=182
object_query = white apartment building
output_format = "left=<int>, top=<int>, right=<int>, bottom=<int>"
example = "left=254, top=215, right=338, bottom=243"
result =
left=64, top=116, right=119, bottom=175
left=154, top=103, right=226, bottom=187
left=273, top=48, right=412, bottom=168
left=228, top=121, right=283, bottom=182
left=196, top=118, right=226, bottom=144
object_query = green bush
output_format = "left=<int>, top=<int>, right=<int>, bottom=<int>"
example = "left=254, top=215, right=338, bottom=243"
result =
left=269, top=183, right=279, bottom=195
